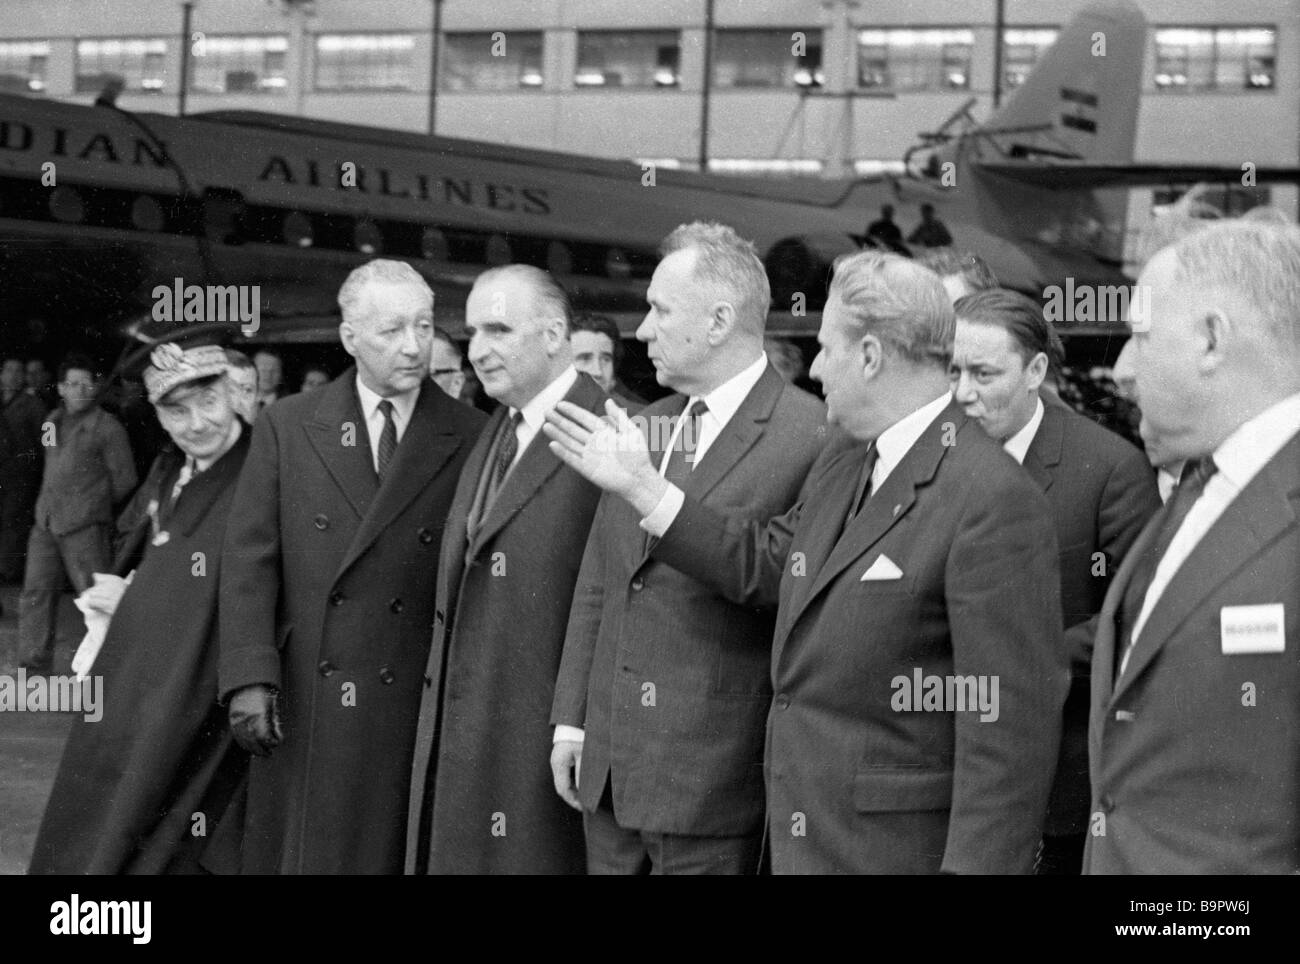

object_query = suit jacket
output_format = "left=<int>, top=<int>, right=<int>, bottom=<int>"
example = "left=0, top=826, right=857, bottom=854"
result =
left=218, top=370, right=486, bottom=874
left=1024, top=400, right=1160, bottom=836
left=1084, top=430, right=1300, bottom=874
left=551, top=363, right=828, bottom=838
left=406, top=373, right=607, bottom=874
left=653, top=401, right=1068, bottom=873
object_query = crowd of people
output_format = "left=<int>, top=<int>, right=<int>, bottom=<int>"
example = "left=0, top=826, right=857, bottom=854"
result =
left=18, top=208, right=1300, bottom=875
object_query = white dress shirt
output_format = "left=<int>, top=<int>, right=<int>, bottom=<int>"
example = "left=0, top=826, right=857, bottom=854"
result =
left=1156, top=463, right=1182, bottom=504
left=869, top=392, right=954, bottom=492
left=556, top=354, right=767, bottom=746
left=356, top=375, right=419, bottom=475
left=1125, top=391, right=1300, bottom=660
left=504, top=365, right=579, bottom=473
left=638, top=352, right=769, bottom=535
left=1001, top=398, right=1045, bottom=466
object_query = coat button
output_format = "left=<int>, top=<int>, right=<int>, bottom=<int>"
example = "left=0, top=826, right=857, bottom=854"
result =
left=434, top=609, right=444, bottom=624
left=630, top=576, right=644, bottom=591
left=1099, top=794, right=1115, bottom=814
left=423, top=675, right=433, bottom=689
left=314, top=514, right=329, bottom=530
left=329, top=590, right=344, bottom=606
left=389, top=598, right=404, bottom=614
left=318, top=660, right=336, bottom=677
left=774, top=694, right=790, bottom=710
left=418, top=527, right=435, bottom=544
left=379, top=667, right=395, bottom=685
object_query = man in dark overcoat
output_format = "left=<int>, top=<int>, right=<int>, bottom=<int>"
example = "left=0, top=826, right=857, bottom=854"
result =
left=218, top=260, right=486, bottom=874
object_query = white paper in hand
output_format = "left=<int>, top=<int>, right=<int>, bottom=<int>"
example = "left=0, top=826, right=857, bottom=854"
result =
left=71, top=571, right=134, bottom=681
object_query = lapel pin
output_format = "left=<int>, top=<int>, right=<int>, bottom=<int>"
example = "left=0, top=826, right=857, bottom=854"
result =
left=893, top=504, right=901, bottom=516
left=152, top=530, right=170, bottom=546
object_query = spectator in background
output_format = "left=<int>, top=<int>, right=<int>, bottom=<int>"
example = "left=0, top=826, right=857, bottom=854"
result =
left=571, top=313, right=644, bottom=411
left=1, top=357, right=46, bottom=583
left=17, top=354, right=136, bottom=674
left=429, top=327, right=466, bottom=400
left=299, top=365, right=330, bottom=394
left=907, top=204, right=954, bottom=248
left=764, top=337, right=805, bottom=384
left=224, top=350, right=258, bottom=424
left=916, top=248, right=999, bottom=304
left=25, top=358, right=57, bottom=412
left=864, top=204, right=905, bottom=252
left=252, top=349, right=283, bottom=412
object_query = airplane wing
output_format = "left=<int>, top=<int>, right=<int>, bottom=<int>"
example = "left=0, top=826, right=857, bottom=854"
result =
left=976, top=161, right=1300, bottom=189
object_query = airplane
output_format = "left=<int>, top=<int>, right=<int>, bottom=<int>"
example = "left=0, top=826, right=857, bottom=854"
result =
left=0, top=0, right=1295, bottom=380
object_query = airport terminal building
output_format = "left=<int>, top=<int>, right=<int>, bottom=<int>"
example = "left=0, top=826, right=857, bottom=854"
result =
left=2, top=0, right=1296, bottom=273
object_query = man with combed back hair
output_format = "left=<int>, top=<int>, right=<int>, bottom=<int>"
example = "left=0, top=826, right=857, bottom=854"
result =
left=548, top=250, right=1067, bottom=873
left=950, top=287, right=1159, bottom=874
left=1086, top=218, right=1300, bottom=874
left=406, top=264, right=606, bottom=875
left=545, top=222, right=828, bottom=874
left=218, top=259, right=486, bottom=874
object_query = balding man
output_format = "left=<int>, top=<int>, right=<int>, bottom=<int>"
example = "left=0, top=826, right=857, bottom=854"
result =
left=546, top=222, right=827, bottom=873
left=548, top=250, right=1066, bottom=873
left=405, top=265, right=606, bottom=874
left=950, top=288, right=1159, bottom=874
left=218, top=259, right=487, bottom=873
left=1086, top=219, right=1300, bottom=874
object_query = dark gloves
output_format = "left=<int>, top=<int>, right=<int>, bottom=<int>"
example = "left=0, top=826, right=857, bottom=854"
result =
left=229, top=684, right=283, bottom=757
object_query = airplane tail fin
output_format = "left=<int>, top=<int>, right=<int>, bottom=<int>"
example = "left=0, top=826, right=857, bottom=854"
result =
left=982, top=0, right=1146, bottom=163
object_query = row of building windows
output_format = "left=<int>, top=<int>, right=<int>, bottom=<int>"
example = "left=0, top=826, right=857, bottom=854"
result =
left=0, top=26, right=1278, bottom=97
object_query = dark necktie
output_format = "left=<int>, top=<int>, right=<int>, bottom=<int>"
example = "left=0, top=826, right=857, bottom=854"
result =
left=1115, top=455, right=1218, bottom=679
left=485, top=411, right=524, bottom=509
left=663, top=399, right=708, bottom=488
left=376, top=399, right=397, bottom=481
left=847, top=443, right=880, bottom=521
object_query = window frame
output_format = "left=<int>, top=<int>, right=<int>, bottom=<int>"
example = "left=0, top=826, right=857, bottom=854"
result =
left=856, top=27, right=975, bottom=93
left=574, top=29, right=682, bottom=90
left=1152, top=24, right=1276, bottom=93
left=313, top=31, right=418, bottom=92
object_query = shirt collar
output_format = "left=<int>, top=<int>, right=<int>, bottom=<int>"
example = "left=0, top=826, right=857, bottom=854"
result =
left=1211, top=390, right=1300, bottom=492
left=874, top=392, right=952, bottom=478
left=1002, top=397, right=1045, bottom=465
left=513, top=365, right=579, bottom=431
left=355, top=373, right=420, bottom=427
left=690, top=352, right=768, bottom=426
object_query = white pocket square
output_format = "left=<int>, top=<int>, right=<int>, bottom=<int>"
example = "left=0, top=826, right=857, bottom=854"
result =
left=860, top=555, right=904, bottom=581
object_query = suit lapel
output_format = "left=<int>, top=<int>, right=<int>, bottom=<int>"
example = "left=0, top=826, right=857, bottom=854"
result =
left=681, top=365, right=785, bottom=502
left=781, top=401, right=959, bottom=637
left=305, top=370, right=379, bottom=520
left=1112, top=437, right=1300, bottom=703
left=1090, top=511, right=1161, bottom=703
left=470, top=375, right=607, bottom=557
left=1022, top=401, right=1063, bottom=494
left=339, top=382, right=463, bottom=578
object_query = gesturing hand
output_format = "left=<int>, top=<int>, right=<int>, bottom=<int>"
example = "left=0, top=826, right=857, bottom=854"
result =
left=544, top=399, right=667, bottom=515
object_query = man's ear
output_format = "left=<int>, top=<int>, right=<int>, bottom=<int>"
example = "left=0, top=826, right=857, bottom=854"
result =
left=339, top=322, right=358, bottom=358
left=859, top=333, right=885, bottom=380
left=707, top=301, right=737, bottom=346
left=542, top=317, right=568, bottom=355
left=1198, top=308, right=1230, bottom=374
left=1024, top=351, right=1049, bottom=392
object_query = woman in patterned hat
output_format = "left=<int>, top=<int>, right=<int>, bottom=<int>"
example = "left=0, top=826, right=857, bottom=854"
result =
left=29, top=343, right=251, bottom=874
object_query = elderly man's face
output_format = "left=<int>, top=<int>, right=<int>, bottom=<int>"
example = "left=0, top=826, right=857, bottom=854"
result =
left=341, top=282, right=433, bottom=397
left=1113, top=248, right=1206, bottom=463
left=155, top=377, right=237, bottom=463
left=466, top=274, right=562, bottom=410
left=810, top=294, right=875, bottom=440
left=571, top=330, right=616, bottom=392
left=637, top=249, right=716, bottom=395
left=227, top=366, right=258, bottom=422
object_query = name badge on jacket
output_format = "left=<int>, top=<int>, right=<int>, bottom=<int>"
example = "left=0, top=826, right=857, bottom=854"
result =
left=1220, top=603, right=1285, bottom=654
